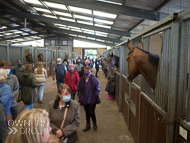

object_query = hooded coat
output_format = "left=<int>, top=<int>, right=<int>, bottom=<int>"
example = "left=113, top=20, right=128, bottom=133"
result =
left=20, top=72, right=37, bottom=105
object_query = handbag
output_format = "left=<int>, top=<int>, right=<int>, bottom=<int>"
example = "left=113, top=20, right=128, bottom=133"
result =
left=48, top=107, right=68, bottom=143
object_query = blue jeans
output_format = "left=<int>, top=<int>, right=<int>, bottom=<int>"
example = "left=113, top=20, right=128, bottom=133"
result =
left=71, top=92, right=76, bottom=100
left=10, top=105, right=17, bottom=121
left=24, top=104, right=33, bottom=110
left=56, top=79, right=64, bottom=88
left=37, top=83, right=45, bottom=101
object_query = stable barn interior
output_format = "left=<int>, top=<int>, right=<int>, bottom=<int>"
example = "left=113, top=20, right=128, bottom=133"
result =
left=102, top=10, right=190, bottom=143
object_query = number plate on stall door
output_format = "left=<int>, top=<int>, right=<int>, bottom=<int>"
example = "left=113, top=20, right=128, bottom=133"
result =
left=179, top=125, right=187, bottom=140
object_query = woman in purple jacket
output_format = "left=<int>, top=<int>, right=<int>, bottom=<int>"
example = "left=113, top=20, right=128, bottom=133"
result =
left=77, top=66, right=100, bottom=132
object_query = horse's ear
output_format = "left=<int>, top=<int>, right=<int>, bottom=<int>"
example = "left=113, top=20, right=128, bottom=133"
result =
left=138, top=41, right=143, bottom=49
left=127, top=40, right=133, bottom=51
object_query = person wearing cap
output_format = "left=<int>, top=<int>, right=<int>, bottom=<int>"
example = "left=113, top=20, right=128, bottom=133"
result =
left=13, top=60, right=25, bottom=83
left=2, top=61, right=19, bottom=121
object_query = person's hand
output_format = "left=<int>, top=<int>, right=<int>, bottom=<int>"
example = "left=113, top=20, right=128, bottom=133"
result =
left=59, top=137, right=65, bottom=142
left=52, top=76, right=55, bottom=81
left=56, top=129, right=63, bottom=138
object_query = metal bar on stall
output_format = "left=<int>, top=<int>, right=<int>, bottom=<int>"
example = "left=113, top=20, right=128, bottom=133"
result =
left=166, top=22, right=180, bottom=143
left=119, top=46, right=123, bottom=112
left=46, top=48, right=48, bottom=70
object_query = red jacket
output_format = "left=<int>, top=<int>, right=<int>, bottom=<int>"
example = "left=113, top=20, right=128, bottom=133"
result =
left=64, top=69, right=80, bottom=92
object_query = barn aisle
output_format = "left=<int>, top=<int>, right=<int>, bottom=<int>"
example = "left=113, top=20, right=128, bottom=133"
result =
left=16, top=70, right=134, bottom=143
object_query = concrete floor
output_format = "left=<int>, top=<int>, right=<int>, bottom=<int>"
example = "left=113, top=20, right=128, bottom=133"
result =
left=16, top=70, right=134, bottom=143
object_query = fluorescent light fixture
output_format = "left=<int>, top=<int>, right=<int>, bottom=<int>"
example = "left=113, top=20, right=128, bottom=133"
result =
left=14, top=31, right=23, bottom=34
left=96, top=39, right=105, bottom=42
left=43, top=14, right=57, bottom=19
left=59, top=27, right=70, bottom=30
left=69, top=6, right=92, bottom=14
left=54, top=11, right=72, bottom=17
left=60, top=17, right=75, bottom=22
left=0, top=35, right=3, bottom=37
left=95, top=24, right=111, bottom=29
left=44, top=1, right=67, bottom=10
left=78, top=35, right=86, bottom=38
left=74, top=15, right=92, bottom=21
left=68, top=26, right=80, bottom=29
left=71, top=29, right=82, bottom=32
left=82, top=28, right=94, bottom=32
left=94, top=18, right=113, bottom=25
left=30, top=31, right=38, bottom=34
left=34, top=7, right=51, bottom=13
left=94, top=11, right=117, bottom=19
left=23, top=0, right=42, bottom=5
left=21, top=33, right=29, bottom=35
left=77, top=21, right=93, bottom=25
left=96, top=0, right=122, bottom=5
left=4, top=33, right=12, bottom=35
left=96, top=33, right=107, bottom=37
left=54, top=23, right=67, bottom=27
left=95, top=31, right=108, bottom=35
left=87, top=37, right=95, bottom=40
left=69, top=34, right=77, bottom=37
left=0, top=26, right=7, bottom=29
left=83, top=31, right=95, bottom=35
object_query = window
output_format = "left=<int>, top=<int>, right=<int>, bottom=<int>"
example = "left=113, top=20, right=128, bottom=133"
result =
left=51, top=40, right=55, bottom=45
left=63, top=40, right=68, bottom=45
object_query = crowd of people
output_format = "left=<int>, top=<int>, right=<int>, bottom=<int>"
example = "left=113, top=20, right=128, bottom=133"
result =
left=0, top=54, right=101, bottom=143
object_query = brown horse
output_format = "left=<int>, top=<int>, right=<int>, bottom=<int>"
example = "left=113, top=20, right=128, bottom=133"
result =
left=38, top=53, right=43, bottom=61
left=126, top=41, right=159, bottom=90
left=26, top=53, right=34, bottom=63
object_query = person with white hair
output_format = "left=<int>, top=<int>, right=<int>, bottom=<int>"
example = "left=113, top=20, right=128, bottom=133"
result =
left=0, top=69, right=12, bottom=116
left=53, top=58, right=67, bottom=88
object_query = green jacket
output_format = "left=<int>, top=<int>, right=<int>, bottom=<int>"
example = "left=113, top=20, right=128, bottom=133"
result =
left=20, top=72, right=36, bottom=105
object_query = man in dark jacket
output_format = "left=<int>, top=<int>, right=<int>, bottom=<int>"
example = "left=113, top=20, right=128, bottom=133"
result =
left=95, top=58, right=100, bottom=77
left=77, top=55, right=83, bottom=64
left=13, top=60, right=25, bottom=83
left=77, top=66, right=100, bottom=132
left=53, top=58, right=67, bottom=88
left=0, top=102, right=9, bottom=143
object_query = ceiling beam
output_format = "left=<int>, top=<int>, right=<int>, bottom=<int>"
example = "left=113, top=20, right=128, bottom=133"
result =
left=0, top=9, right=131, bottom=37
left=0, top=32, right=46, bottom=41
left=44, top=0, right=168, bottom=21
left=34, top=24, right=122, bottom=43
left=50, top=32, right=115, bottom=46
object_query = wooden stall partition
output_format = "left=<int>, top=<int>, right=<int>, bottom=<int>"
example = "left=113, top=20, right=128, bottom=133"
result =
left=139, top=95, right=166, bottom=143
left=115, top=72, right=120, bottom=106
left=121, top=78, right=129, bottom=126
left=129, top=86, right=140, bottom=143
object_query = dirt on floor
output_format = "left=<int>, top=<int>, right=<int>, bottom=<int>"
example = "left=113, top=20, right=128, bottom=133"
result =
left=16, top=70, right=134, bottom=143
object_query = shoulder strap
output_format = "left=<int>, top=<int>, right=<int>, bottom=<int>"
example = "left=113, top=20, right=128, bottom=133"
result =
left=60, top=107, right=68, bottom=129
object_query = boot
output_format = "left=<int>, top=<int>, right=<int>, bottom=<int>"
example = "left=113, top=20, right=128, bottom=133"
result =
left=93, top=123, right=97, bottom=130
left=83, top=123, right=90, bottom=132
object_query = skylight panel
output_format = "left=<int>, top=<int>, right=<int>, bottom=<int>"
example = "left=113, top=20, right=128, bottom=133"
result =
left=44, top=1, right=67, bottom=10
left=87, top=37, right=95, bottom=40
left=96, top=0, right=122, bottom=5
left=74, top=15, right=92, bottom=21
left=94, top=18, right=113, bottom=25
left=78, top=35, right=86, bottom=39
left=54, top=11, right=72, bottom=17
left=69, top=34, right=77, bottom=37
left=95, top=24, right=111, bottom=29
left=60, top=17, right=75, bottom=22
left=69, top=6, right=92, bottom=15
left=44, top=15, right=57, bottom=19
left=77, top=21, right=93, bottom=25
left=34, top=7, right=51, bottom=13
left=23, top=0, right=42, bottom=5
left=94, top=11, right=117, bottom=19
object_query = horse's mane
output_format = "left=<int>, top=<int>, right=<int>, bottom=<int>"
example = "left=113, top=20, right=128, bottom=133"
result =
left=38, top=53, right=41, bottom=58
left=135, top=47, right=159, bottom=66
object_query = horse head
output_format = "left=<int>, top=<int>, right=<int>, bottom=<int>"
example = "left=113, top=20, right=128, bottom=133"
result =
left=126, top=40, right=159, bottom=90
left=26, top=53, right=34, bottom=63
left=38, top=53, right=43, bottom=61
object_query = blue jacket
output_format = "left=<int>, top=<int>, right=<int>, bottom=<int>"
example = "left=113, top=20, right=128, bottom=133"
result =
left=0, top=82, right=12, bottom=115
left=77, top=75, right=100, bottom=105
left=54, top=63, right=66, bottom=81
